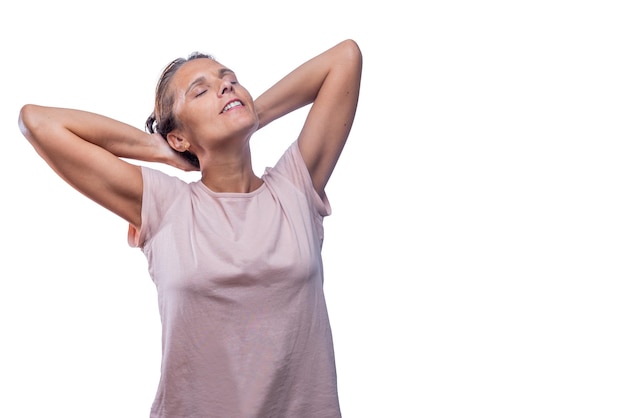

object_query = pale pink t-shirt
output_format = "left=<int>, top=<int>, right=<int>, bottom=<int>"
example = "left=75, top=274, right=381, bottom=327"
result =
left=128, top=142, right=341, bottom=418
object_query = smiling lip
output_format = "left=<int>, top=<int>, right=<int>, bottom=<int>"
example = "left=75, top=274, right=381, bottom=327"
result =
left=221, top=100, right=243, bottom=113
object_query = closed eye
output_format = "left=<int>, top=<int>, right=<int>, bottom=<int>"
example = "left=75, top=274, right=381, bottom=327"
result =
left=223, top=71, right=239, bottom=85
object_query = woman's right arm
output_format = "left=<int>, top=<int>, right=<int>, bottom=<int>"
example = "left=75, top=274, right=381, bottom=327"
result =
left=18, top=105, right=194, bottom=228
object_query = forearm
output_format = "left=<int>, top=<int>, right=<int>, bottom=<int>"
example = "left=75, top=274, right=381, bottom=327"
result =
left=19, top=105, right=158, bottom=161
left=254, top=40, right=354, bottom=130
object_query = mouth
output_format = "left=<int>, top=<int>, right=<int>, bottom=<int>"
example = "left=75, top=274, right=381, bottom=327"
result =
left=221, top=100, right=243, bottom=113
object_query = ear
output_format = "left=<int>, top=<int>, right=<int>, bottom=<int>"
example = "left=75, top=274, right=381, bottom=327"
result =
left=166, top=132, right=190, bottom=152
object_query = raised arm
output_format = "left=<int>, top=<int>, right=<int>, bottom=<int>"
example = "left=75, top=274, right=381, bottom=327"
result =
left=254, top=39, right=362, bottom=197
left=18, top=105, right=196, bottom=228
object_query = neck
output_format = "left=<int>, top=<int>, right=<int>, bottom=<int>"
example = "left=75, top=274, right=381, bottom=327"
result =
left=199, top=144, right=262, bottom=193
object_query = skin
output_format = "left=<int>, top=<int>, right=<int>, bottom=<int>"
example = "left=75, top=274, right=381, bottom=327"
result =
left=18, top=39, right=362, bottom=233
left=166, top=59, right=263, bottom=194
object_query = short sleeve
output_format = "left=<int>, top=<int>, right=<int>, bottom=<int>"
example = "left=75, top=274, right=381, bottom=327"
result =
left=127, top=166, right=188, bottom=248
left=268, top=141, right=331, bottom=218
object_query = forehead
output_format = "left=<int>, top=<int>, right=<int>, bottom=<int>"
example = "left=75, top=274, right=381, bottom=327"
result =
left=172, top=58, right=229, bottom=86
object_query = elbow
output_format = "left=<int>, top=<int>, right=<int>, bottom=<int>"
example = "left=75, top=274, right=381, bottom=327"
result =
left=340, top=39, right=363, bottom=69
left=337, top=39, right=362, bottom=96
left=336, top=40, right=363, bottom=89
left=18, top=104, right=45, bottom=145
left=18, top=104, right=36, bottom=140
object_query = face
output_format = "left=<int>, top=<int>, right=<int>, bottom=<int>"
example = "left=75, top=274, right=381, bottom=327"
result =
left=167, top=58, right=258, bottom=151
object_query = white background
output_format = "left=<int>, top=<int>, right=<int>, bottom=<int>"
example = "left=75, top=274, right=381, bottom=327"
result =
left=1, top=1, right=625, bottom=417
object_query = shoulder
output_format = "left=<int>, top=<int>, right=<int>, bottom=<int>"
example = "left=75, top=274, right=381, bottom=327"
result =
left=130, top=167, right=192, bottom=248
left=142, top=165, right=187, bottom=186
left=141, top=166, right=191, bottom=201
left=265, top=142, right=331, bottom=217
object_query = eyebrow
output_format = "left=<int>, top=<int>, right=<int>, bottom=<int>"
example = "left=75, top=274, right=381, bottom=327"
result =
left=185, top=67, right=236, bottom=95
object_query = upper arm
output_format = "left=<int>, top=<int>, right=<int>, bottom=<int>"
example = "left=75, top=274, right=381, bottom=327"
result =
left=297, top=39, right=363, bottom=197
left=19, top=105, right=144, bottom=228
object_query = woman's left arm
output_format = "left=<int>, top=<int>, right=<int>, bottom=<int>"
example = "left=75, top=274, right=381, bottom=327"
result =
left=254, top=39, right=362, bottom=197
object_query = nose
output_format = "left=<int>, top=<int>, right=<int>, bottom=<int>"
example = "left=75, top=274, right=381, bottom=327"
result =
left=219, top=79, right=234, bottom=96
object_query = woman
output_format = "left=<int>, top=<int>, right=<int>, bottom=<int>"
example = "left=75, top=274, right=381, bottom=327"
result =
left=18, top=39, right=362, bottom=417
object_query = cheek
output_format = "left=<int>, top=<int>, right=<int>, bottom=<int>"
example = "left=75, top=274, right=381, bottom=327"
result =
left=242, top=88, right=254, bottom=103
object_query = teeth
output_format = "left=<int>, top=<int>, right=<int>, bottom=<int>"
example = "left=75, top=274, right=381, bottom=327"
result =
left=222, top=101, right=242, bottom=113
